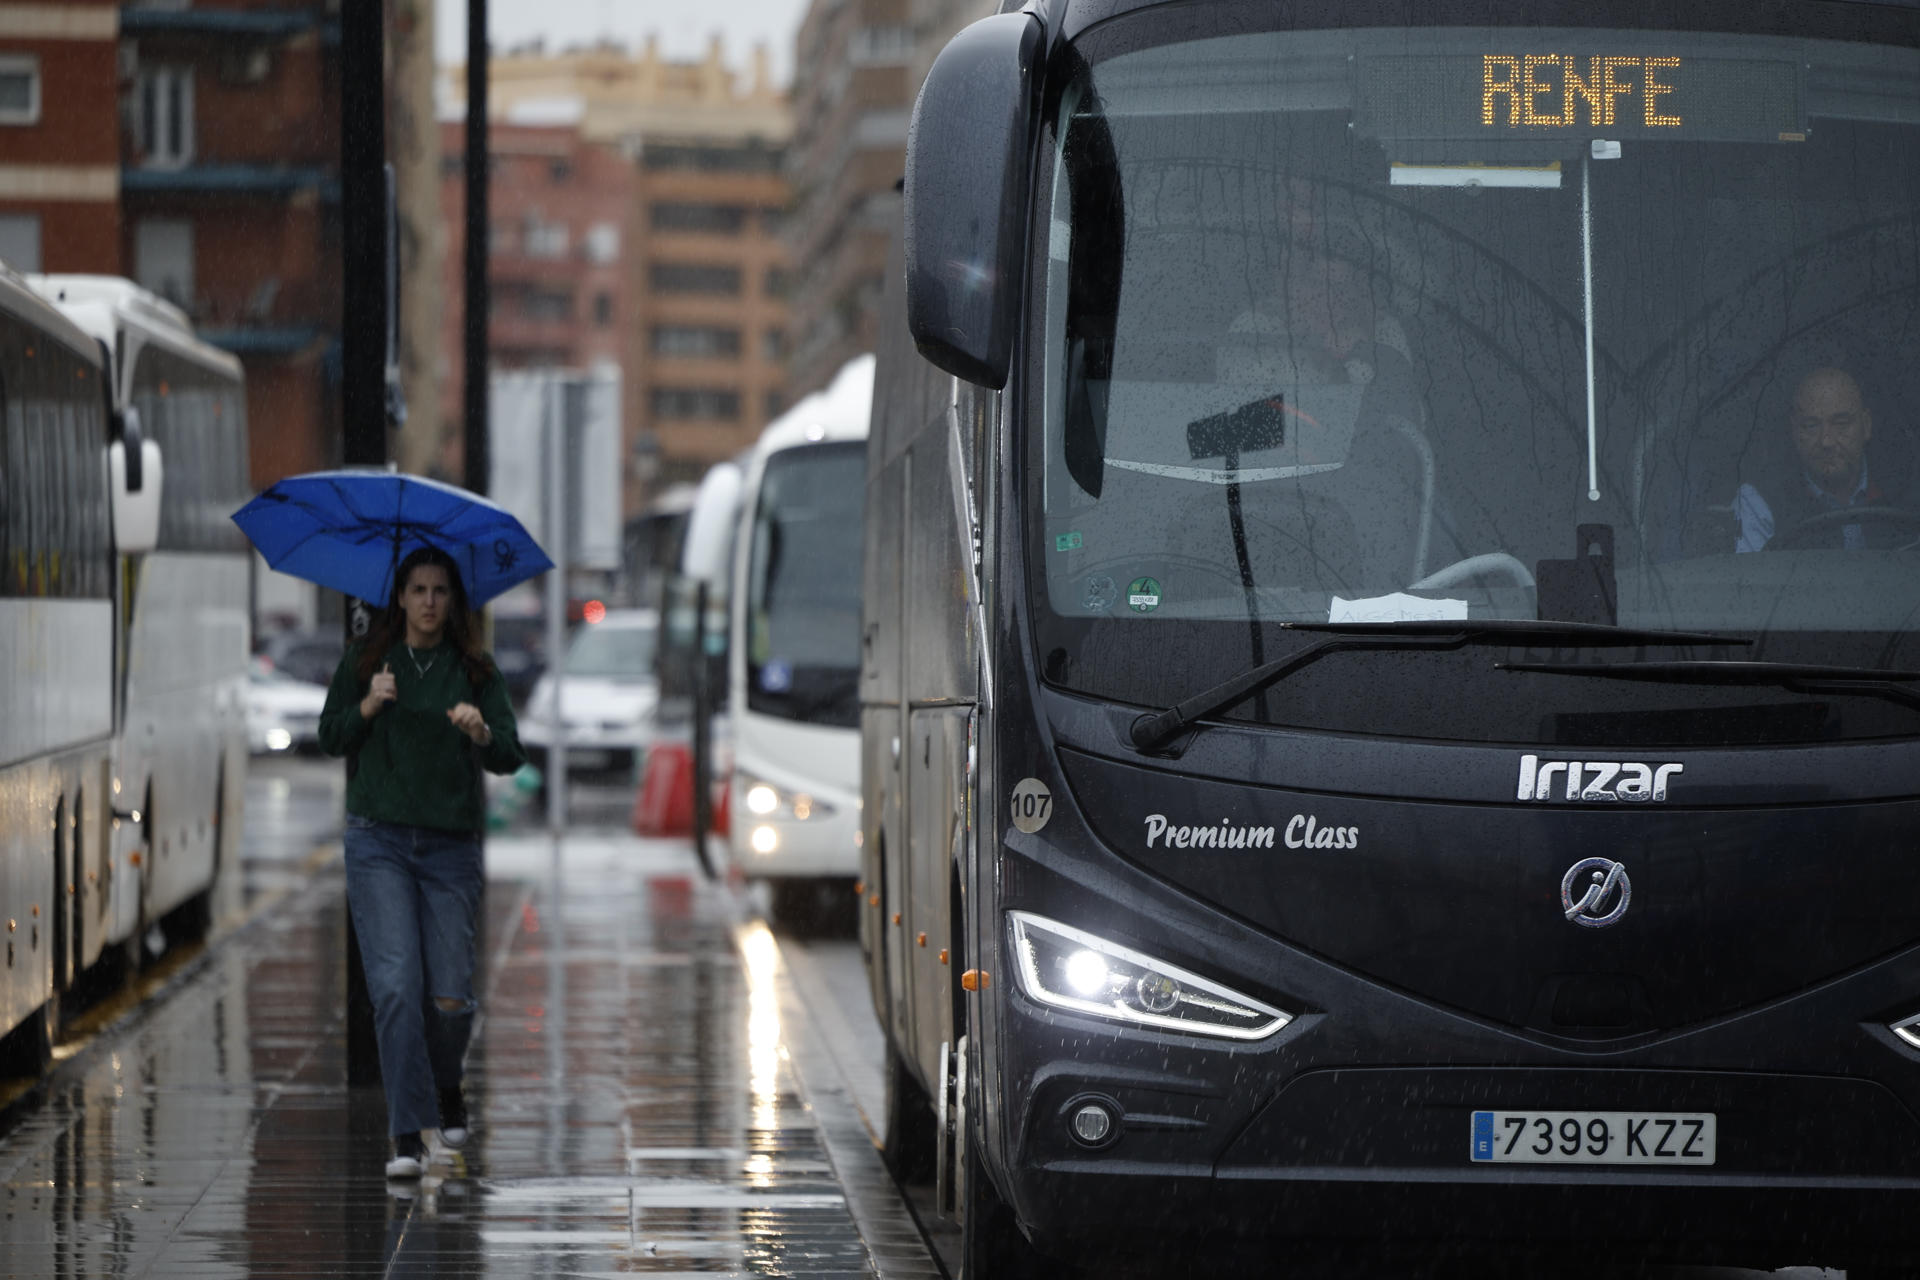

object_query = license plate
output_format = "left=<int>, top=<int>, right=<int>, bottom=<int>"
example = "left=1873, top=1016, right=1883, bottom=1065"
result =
left=567, top=749, right=612, bottom=769
left=1470, top=1111, right=1716, bottom=1165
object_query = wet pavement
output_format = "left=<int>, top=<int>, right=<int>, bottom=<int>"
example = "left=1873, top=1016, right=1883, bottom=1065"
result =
left=0, top=818, right=939, bottom=1279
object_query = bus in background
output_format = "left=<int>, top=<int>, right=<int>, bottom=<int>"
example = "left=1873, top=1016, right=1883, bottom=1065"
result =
left=867, top=1, right=1920, bottom=1273
left=0, top=267, right=161, bottom=1071
left=727, top=354, right=873, bottom=932
left=35, top=276, right=250, bottom=966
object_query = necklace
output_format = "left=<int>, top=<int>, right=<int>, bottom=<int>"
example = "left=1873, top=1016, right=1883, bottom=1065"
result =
left=406, top=644, right=437, bottom=678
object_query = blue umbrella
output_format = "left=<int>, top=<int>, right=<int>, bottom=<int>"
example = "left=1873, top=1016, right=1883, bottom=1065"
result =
left=232, top=470, right=554, bottom=607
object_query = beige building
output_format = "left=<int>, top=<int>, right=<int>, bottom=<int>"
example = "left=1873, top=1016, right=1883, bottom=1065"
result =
left=781, top=0, right=995, bottom=400
left=449, top=38, right=792, bottom=510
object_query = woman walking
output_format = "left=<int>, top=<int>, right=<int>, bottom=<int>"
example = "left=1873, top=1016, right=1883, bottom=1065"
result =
left=318, top=546, right=526, bottom=1178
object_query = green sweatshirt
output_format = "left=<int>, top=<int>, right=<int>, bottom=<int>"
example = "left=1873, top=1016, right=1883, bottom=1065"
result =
left=318, top=640, right=527, bottom=833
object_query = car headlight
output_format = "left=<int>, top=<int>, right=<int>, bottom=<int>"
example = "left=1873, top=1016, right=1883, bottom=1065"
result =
left=736, top=773, right=834, bottom=822
left=1009, top=911, right=1292, bottom=1041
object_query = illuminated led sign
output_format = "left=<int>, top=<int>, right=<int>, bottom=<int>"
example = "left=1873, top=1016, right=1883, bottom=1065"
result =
left=1480, top=55, right=1682, bottom=129
left=1356, top=53, right=1804, bottom=144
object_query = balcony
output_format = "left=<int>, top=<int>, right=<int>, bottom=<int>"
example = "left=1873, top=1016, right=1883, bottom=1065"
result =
left=120, top=5, right=338, bottom=42
left=175, top=278, right=334, bottom=358
left=122, top=164, right=338, bottom=200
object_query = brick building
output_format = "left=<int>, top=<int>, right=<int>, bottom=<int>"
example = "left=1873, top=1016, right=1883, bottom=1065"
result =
left=781, top=0, right=991, bottom=399
left=450, top=39, right=792, bottom=514
left=437, top=116, right=632, bottom=482
left=0, top=2, right=122, bottom=275
left=116, top=1, right=341, bottom=490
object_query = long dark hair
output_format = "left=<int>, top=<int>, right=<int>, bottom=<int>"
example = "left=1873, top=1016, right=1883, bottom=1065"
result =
left=355, top=545, right=493, bottom=688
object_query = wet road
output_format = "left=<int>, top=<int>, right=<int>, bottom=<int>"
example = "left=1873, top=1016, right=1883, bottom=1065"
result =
left=1, top=811, right=936, bottom=1278
left=0, top=757, right=1868, bottom=1278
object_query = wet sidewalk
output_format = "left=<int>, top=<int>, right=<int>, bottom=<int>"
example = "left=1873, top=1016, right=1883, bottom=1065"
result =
left=0, top=832, right=938, bottom=1279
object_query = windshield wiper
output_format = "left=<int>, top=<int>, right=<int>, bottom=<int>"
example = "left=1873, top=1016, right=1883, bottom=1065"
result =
left=1130, top=620, right=1749, bottom=752
left=1499, top=658, right=1920, bottom=712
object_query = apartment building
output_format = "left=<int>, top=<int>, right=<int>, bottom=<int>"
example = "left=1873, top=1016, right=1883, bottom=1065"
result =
left=0, top=2, right=122, bottom=274
left=437, top=117, right=632, bottom=480
left=781, top=0, right=994, bottom=400
left=116, top=0, right=341, bottom=489
left=449, top=38, right=792, bottom=512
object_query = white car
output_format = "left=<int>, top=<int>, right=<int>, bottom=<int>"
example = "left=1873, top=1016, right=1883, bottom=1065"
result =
left=247, top=657, right=329, bottom=754
left=519, top=609, right=660, bottom=775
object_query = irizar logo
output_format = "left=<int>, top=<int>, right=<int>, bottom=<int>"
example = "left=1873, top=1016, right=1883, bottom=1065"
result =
left=1518, top=754, right=1683, bottom=803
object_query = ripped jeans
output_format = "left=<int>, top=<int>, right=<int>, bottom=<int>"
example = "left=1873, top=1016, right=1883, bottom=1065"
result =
left=343, top=815, right=483, bottom=1138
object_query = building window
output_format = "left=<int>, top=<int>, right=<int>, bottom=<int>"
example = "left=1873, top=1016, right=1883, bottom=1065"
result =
left=583, top=222, right=620, bottom=264
left=763, top=267, right=791, bottom=299
left=520, top=287, right=574, bottom=322
left=848, top=25, right=913, bottom=65
left=640, top=141, right=784, bottom=173
left=764, top=390, right=784, bottom=420
left=0, top=214, right=41, bottom=272
left=652, top=326, right=741, bottom=358
left=549, top=157, right=573, bottom=184
left=134, top=218, right=195, bottom=309
left=593, top=292, right=613, bottom=327
left=134, top=66, right=195, bottom=169
left=762, top=328, right=786, bottom=361
left=651, top=203, right=748, bottom=234
left=650, top=262, right=742, bottom=296
left=0, top=55, right=40, bottom=126
left=651, top=387, right=740, bottom=420
left=524, top=215, right=569, bottom=260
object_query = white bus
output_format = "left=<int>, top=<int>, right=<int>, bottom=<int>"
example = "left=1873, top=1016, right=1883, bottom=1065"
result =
left=0, top=267, right=160, bottom=1069
left=725, top=354, right=874, bottom=931
left=34, top=276, right=250, bottom=978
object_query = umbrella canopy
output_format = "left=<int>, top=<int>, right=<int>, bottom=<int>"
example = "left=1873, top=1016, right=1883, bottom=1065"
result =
left=232, top=470, right=554, bottom=607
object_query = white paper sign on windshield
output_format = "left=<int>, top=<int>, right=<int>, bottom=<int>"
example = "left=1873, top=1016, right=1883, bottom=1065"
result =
left=1329, top=592, right=1470, bottom=623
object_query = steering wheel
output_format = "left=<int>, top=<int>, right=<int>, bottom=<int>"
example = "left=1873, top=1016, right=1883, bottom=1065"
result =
left=1766, top=505, right=1920, bottom=550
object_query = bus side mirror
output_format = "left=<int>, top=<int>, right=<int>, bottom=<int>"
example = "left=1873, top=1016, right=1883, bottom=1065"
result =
left=904, top=13, right=1044, bottom=391
left=110, top=433, right=163, bottom=554
left=680, top=461, right=743, bottom=590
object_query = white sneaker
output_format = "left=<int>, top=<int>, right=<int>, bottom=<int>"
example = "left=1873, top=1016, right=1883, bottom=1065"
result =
left=385, top=1133, right=427, bottom=1179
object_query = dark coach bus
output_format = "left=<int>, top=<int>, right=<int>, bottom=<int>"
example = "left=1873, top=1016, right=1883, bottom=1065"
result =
left=860, top=0, right=1920, bottom=1273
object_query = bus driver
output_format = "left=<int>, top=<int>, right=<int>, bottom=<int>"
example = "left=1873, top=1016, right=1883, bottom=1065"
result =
left=1734, top=366, right=1906, bottom=551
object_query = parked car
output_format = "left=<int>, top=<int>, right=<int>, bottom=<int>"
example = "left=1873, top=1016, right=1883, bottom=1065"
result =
left=247, top=657, right=328, bottom=754
left=255, top=627, right=345, bottom=687
left=491, top=611, right=547, bottom=706
left=519, top=609, right=659, bottom=776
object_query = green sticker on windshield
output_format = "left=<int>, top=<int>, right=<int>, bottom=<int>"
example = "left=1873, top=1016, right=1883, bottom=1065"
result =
left=1127, top=576, right=1161, bottom=613
left=1055, top=531, right=1084, bottom=552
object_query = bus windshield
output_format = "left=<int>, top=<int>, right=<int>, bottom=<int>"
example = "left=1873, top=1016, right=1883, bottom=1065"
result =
left=1034, top=21, right=1920, bottom=745
left=746, top=442, right=865, bottom=728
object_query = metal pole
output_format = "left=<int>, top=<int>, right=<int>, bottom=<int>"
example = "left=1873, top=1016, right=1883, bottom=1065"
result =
left=545, top=379, right=569, bottom=831
left=463, top=0, right=489, bottom=495
left=340, top=0, right=387, bottom=1088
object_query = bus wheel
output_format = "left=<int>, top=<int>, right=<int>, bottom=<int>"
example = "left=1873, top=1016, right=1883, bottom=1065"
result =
left=881, top=1040, right=936, bottom=1183
left=958, top=1120, right=1055, bottom=1279
left=0, top=1002, right=53, bottom=1079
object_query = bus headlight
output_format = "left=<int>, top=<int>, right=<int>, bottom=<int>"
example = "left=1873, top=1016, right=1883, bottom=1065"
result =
left=1892, top=1012, right=1920, bottom=1049
left=1009, top=911, right=1292, bottom=1041
left=735, top=773, right=834, bottom=822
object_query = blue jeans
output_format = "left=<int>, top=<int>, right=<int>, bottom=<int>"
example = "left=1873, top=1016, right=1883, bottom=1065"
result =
left=343, top=815, right=482, bottom=1138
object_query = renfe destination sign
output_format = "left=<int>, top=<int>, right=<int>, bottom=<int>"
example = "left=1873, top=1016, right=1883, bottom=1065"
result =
left=1356, top=52, right=1805, bottom=143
